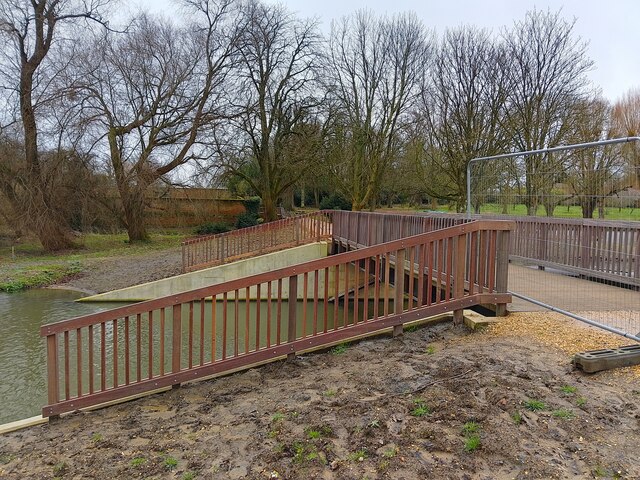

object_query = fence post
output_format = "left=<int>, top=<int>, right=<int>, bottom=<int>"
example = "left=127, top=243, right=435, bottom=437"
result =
left=393, top=248, right=406, bottom=337
left=46, top=334, right=60, bottom=417
left=453, top=233, right=467, bottom=325
left=172, top=304, right=182, bottom=387
left=287, top=275, right=298, bottom=361
left=495, top=229, right=510, bottom=317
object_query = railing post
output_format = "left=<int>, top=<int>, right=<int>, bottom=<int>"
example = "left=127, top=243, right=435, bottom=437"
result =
left=172, top=304, right=182, bottom=387
left=287, top=275, right=298, bottom=361
left=453, top=233, right=467, bottom=325
left=393, top=248, right=406, bottom=337
left=45, top=334, right=60, bottom=417
left=295, top=217, right=300, bottom=245
left=495, top=229, right=510, bottom=317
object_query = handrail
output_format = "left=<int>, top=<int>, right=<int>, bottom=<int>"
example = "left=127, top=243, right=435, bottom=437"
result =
left=41, top=220, right=512, bottom=417
left=181, top=211, right=334, bottom=272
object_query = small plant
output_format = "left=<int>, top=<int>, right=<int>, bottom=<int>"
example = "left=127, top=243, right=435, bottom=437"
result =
left=271, top=412, right=286, bottom=422
left=348, top=449, right=368, bottom=462
left=268, top=429, right=279, bottom=438
left=404, top=324, right=419, bottom=332
left=90, top=432, right=103, bottom=443
left=194, top=222, right=232, bottom=236
left=53, top=462, right=67, bottom=475
left=164, top=456, right=178, bottom=470
left=464, top=435, right=481, bottom=452
left=382, top=446, right=398, bottom=458
left=307, top=429, right=321, bottom=440
left=130, top=457, right=147, bottom=467
left=330, top=343, right=349, bottom=355
left=524, top=399, right=547, bottom=411
left=552, top=408, right=575, bottom=419
left=424, top=345, right=435, bottom=355
left=411, top=398, right=431, bottom=417
left=367, top=419, right=381, bottom=429
left=511, top=411, right=522, bottom=425
left=561, top=385, right=578, bottom=395
left=323, top=389, right=337, bottom=397
left=462, top=421, right=481, bottom=435
left=182, top=472, right=196, bottom=480
left=576, top=397, right=587, bottom=407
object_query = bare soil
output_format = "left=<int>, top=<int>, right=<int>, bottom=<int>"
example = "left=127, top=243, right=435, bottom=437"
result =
left=2, top=313, right=640, bottom=479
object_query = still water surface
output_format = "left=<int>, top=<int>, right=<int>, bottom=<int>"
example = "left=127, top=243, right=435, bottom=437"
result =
left=0, top=289, right=119, bottom=424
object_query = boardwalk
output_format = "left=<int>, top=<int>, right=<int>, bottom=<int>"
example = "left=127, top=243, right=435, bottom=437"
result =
left=507, top=263, right=640, bottom=334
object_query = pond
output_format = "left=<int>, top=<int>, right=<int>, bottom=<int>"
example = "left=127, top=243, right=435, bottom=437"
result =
left=0, top=289, right=120, bottom=424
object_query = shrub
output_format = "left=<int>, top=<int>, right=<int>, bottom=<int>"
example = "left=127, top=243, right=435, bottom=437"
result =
left=194, top=222, right=232, bottom=235
left=235, top=212, right=259, bottom=229
left=319, top=194, right=352, bottom=211
left=243, top=197, right=262, bottom=216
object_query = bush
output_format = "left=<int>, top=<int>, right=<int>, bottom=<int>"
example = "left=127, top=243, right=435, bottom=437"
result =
left=319, top=194, right=351, bottom=211
left=194, top=222, right=232, bottom=235
left=243, top=197, right=261, bottom=217
left=235, top=212, right=259, bottom=229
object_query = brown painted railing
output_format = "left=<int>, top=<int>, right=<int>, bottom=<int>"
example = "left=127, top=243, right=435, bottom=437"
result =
left=41, top=220, right=512, bottom=417
left=421, top=212, right=640, bottom=287
left=181, top=211, right=334, bottom=272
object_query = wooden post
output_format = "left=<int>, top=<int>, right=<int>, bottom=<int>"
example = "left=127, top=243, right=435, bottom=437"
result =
left=453, top=233, right=467, bottom=325
left=495, top=230, right=510, bottom=317
left=172, top=304, right=182, bottom=388
left=46, top=334, right=60, bottom=416
left=287, top=275, right=298, bottom=361
left=393, top=248, right=406, bottom=337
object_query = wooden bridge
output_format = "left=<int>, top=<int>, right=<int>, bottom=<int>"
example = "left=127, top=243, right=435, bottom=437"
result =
left=41, top=212, right=512, bottom=417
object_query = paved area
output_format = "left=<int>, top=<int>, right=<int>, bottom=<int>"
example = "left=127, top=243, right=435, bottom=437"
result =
left=507, top=263, right=640, bottom=334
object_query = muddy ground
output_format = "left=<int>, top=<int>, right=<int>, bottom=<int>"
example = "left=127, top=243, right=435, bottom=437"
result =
left=1, top=313, right=639, bottom=480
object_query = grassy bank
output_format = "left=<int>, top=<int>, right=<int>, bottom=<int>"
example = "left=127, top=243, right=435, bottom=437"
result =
left=0, top=232, right=186, bottom=293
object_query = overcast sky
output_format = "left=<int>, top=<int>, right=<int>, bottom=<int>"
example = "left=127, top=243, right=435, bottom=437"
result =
left=132, top=0, right=640, bottom=103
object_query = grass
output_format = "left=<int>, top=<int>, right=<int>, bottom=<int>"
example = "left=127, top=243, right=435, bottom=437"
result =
left=182, top=472, right=196, bottom=480
left=576, top=397, right=587, bottom=407
left=90, top=432, right=104, bottom=443
left=424, top=345, right=436, bottom=355
left=464, top=435, right=481, bottom=452
left=524, top=399, right=547, bottom=411
left=462, top=421, right=481, bottom=435
left=164, top=456, right=178, bottom=470
left=511, top=411, right=522, bottom=425
left=561, top=385, right=578, bottom=395
left=347, top=449, right=368, bottom=462
left=271, top=412, right=286, bottom=422
left=552, top=408, right=576, bottom=419
left=330, top=343, right=349, bottom=355
left=306, top=429, right=321, bottom=440
left=404, top=324, right=420, bottom=332
left=0, top=232, right=185, bottom=292
left=477, top=203, right=640, bottom=221
left=411, top=398, right=431, bottom=417
left=130, top=457, right=147, bottom=467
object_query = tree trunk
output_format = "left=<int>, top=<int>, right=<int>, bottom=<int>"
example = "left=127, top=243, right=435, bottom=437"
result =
left=122, top=187, right=149, bottom=242
left=20, top=67, right=75, bottom=251
left=262, top=194, right=278, bottom=222
left=581, top=197, right=596, bottom=218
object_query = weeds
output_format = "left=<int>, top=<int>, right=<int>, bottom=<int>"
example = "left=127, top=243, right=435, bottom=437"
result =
left=53, top=462, right=67, bottom=475
left=130, top=457, right=147, bottom=467
left=164, top=456, right=178, bottom=470
left=462, top=421, right=480, bottom=435
left=424, top=345, right=436, bottom=355
left=464, top=435, right=481, bottom=452
left=576, top=397, right=587, bottom=407
left=511, top=411, right=522, bottom=425
left=330, top=343, right=349, bottom=355
left=348, top=449, right=368, bottom=462
left=90, top=432, right=103, bottom=443
left=552, top=408, right=575, bottom=420
left=411, top=398, right=431, bottom=417
left=561, top=385, right=578, bottom=395
left=271, top=412, right=285, bottom=422
left=182, top=472, right=196, bottom=480
left=306, top=429, right=321, bottom=440
left=404, top=324, right=419, bottom=332
left=323, top=389, right=337, bottom=397
left=524, top=399, right=547, bottom=411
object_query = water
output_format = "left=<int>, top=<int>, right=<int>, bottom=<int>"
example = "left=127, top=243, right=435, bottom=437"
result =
left=0, top=289, right=387, bottom=424
left=0, top=289, right=118, bottom=424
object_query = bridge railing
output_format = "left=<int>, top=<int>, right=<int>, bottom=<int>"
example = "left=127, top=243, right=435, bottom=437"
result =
left=421, top=212, right=639, bottom=287
left=181, top=211, right=334, bottom=272
left=41, top=220, right=512, bottom=417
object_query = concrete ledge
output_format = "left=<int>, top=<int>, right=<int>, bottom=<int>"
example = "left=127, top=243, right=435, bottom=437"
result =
left=464, top=310, right=500, bottom=330
left=573, top=344, right=640, bottom=373
left=0, top=415, right=48, bottom=435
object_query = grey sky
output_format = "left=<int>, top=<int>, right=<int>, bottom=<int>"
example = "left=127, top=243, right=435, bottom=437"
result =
left=133, top=0, right=640, bottom=102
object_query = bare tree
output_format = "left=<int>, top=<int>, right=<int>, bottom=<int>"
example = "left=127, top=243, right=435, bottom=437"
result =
left=612, top=88, right=640, bottom=187
left=223, top=0, right=322, bottom=221
left=0, top=0, right=112, bottom=250
left=502, top=9, right=593, bottom=216
left=69, top=2, right=240, bottom=241
left=417, top=26, right=509, bottom=212
left=326, top=10, right=431, bottom=211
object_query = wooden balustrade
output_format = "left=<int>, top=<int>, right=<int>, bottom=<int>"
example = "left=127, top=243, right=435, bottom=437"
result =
left=42, top=220, right=512, bottom=417
left=181, top=211, right=334, bottom=272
